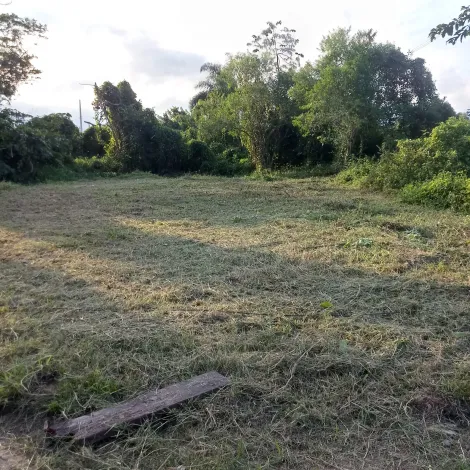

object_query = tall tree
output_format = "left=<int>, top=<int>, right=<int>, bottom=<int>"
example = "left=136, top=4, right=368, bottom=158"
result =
left=430, top=5, right=470, bottom=44
left=248, top=20, right=304, bottom=73
left=93, top=80, right=187, bottom=173
left=0, top=13, right=47, bottom=102
left=292, top=28, right=450, bottom=163
left=189, top=62, right=228, bottom=109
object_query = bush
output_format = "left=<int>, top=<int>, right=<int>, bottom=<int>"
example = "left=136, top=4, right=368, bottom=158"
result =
left=0, top=109, right=84, bottom=183
left=82, top=125, right=111, bottom=157
left=148, top=125, right=188, bottom=174
left=336, top=159, right=375, bottom=186
left=400, top=172, right=470, bottom=213
left=373, top=141, right=458, bottom=190
left=214, top=147, right=253, bottom=176
left=185, top=139, right=215, bottom=172
left=428, top=116, right=470, bottom=169
left=74, top=155, right=122, bottom=174
left=371, top=117, right=470, bottom=190
left=338, top=117, right=470, bottom=192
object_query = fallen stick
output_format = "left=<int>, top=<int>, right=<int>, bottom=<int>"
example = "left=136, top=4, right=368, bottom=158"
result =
left=45, top=371, right=229, bottom=444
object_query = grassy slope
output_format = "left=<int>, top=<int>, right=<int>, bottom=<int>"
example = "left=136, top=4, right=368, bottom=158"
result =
left=0, top=174, right=469, bottom=469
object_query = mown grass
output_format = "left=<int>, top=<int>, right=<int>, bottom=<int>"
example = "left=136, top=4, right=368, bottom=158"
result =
left=0, top=174, right=469, bottom=469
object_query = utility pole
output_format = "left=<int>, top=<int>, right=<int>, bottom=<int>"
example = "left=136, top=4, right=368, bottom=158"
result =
left=79, top=99, right=83, bottom=133
left=78, top=83, right=96, bottom=132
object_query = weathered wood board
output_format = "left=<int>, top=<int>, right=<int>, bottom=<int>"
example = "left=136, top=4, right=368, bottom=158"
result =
left=45, top=371, right=229, bottom=444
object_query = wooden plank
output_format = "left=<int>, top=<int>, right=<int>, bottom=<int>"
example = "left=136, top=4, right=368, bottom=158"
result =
left=45, top=371, right=229, bottom=444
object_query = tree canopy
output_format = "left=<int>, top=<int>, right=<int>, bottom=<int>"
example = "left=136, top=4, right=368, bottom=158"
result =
left=0, top=16, right=458, bottom=182
left=430, top=5, right=470, bottom=44
left=0, top=13, right=47, bottom=102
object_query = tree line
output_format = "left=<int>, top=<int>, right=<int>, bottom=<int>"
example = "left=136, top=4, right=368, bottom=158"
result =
left=0, top=9, right=469, bottom=182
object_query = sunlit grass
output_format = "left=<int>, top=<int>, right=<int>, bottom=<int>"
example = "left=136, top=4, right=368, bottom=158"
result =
left=0, top=174, right=469, bottom=469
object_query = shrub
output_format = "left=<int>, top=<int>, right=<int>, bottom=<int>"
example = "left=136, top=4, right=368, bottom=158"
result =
left=428, top=116, right=470, bottom=169
left=338, top=117, right=470, bottom=191
left=82, top=125, right=111, bottom=157
left=371, top=117, right=470, bottom=190
left=148, top=125, right=188, bottom=174
left=185, top=139, right=215, bottom=172
left=400, top=172, right=470, bottom=213
left=213, top=147, right=253, bottom=176
left=74, top=155, right=122, bottom=174
left=374, top=141, right=458, bottom=190
left=336, top=159, right=375, bottom=186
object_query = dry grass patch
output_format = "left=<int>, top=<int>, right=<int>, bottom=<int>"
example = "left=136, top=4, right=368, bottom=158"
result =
left=1, top=174, right=470, bottom=469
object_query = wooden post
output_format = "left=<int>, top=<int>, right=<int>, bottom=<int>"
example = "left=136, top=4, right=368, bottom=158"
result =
left=45, top=371, right=229, bottom=444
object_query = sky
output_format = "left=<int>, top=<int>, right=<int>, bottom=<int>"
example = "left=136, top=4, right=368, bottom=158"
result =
left=5, top=0, right=470, bottom=127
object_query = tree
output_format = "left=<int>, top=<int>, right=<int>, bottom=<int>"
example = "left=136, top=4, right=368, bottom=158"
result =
left=93, top=80, right=188, bottom=173
left=82, top=125, right=110, bottom=157
left=189, top=63, right=228, bottom=109
left=292, top=28, right=450, bottom=163
left=248, top=20, right=303, bottom=73
left=0, top=110, right=82, bottom=182
left=0, top=13, right=47, bottom=102
left=430, top=6, right=470, bottom=44
left=159, top=106, right=197, bottom=139
left=26, top=113, right=81, bottom=159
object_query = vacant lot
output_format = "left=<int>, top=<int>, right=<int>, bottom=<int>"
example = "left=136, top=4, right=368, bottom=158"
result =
left=1, top=174, right=469, bottom=469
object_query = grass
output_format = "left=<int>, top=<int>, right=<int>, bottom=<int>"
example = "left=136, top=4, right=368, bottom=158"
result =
left=0, top=173, right=469, bottom=469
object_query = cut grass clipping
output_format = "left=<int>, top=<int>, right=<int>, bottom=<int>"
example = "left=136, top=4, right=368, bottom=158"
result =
left=1, top=174, right=470, bottom=469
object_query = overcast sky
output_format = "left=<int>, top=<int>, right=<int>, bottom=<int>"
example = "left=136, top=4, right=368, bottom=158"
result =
left=5, top=0, right=470, bottom=127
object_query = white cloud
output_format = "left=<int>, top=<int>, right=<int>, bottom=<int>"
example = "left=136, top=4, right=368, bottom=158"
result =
left=5, top=0, right=470, bottom=127
left=125, top=34, right=205, bottom=82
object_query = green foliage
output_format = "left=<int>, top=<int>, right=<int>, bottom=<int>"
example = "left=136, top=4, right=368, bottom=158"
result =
left=82, top=125, right=110, bottom=157
left=374, top=117, right=470, bottom=190
left=0, top=109, right=53, bottom=182
left=335, top=159, right=375, bottom=186
left=186, top=139, right=215, bottom=172
left=430, top=5, right=470, bottom=45
left=291, top=28, right=453, bottom=164
left=428, top=116, right=470, bottom=168
left=0, top=13, right=47, bottom=102
left=74, top=155, right=121, bottom=174
left=215, top=147, right=253, bottom=176
left=160, top=107, right=197, bottom=140
left=0, top=19, right=459, bottom=183
left=400, top=172, right=470, bottom=213
left=338, top=117, right=470, bottom=214
left=189, top=62, right=229, bottom=109
left=247, top=20, right=304, bottom=72
left=93, top=81, right=189, bottom=174
left=0, top=110, right=82, bottom=182
left=26, top=113, right=81, bottom=161
left=145, top=124, right=188, bottom=174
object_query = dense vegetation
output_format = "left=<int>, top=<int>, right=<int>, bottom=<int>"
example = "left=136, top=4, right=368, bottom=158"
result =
left=0, top=12, right=469, bottom=214
left=337, top=117, right=470, bottom=213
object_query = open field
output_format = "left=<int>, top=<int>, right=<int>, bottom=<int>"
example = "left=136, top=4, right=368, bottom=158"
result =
left=1, top=174, right=470, bottom=469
